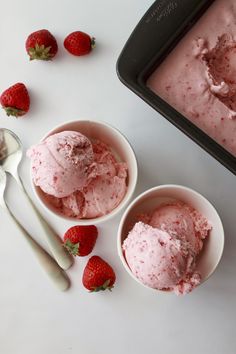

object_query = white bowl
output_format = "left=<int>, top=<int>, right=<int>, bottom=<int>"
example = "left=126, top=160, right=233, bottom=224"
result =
left=117, top=185, right=224, bottom=292
left=30, top=119, right=138, bottom=225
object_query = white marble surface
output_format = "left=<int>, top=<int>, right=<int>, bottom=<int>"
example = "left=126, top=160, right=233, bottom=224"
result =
left=0, top=1, right=235, bottom=354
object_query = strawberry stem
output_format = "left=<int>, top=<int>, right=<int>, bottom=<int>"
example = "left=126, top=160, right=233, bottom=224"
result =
left=3, top=107, right=25, bottom=117
left=28, top=43, right=53, bottom=61
left=91, top=37, right=96, bottom=49
left=90, top=279, right=113, bottom=292
left=63, top=239, right=80, bottom=256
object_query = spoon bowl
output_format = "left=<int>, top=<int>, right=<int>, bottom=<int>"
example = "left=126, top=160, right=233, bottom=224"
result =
left=0, top=166, right=7, bottom=208
left=0, top=129, right=22, bottom=180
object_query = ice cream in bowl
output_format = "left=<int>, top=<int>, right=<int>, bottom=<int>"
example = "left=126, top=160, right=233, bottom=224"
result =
left=118, top=185, right=224, bottom=295
left=28, top=120, right=138, bottom=224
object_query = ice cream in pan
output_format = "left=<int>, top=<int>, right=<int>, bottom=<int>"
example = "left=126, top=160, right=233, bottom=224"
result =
left=123, top=202, right=211, bottom=295
left=27, top=131, right=128, bottom=219
left=147, top=0, right=236, bottom=157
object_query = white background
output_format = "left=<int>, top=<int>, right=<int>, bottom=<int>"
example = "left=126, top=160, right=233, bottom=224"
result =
left=0, top=1, right=236, bottom=354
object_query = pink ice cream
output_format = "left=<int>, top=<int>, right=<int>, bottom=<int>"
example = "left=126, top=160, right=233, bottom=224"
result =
left=147, top=0, right=236, bottom=156
left=46, top=141, right=128, bottom=218
left=28, top=132, right=128, bottom=219
left=150, top=202, right=210, bottom=254
left=123, top=202, right=211, bottom=295
left=27, top=131, right=94, bottom=198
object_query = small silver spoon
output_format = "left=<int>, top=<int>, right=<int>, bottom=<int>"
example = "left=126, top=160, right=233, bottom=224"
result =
left=0, top=166, right=70, bottom=291
left=0, top=128, right=73, bottom=270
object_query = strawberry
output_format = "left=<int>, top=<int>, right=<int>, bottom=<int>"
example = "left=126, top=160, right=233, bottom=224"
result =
left=64, top=31, right=95, bottom=56
left=25, top=29, right=58, bottom=60
left=63, top=225, right=98, bottom=257
left=0, top=83, right=30, bottom=117
left=82, top=256, right=116, bottom=292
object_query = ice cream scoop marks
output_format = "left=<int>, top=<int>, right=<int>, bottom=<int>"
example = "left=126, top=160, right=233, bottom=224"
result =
left=198, top=34, right=236, bottom=118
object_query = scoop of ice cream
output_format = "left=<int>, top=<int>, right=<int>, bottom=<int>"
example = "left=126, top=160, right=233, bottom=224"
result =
left=123, top=222, right=200, bottom=293
left=27, top=131, right=94, bottom=198
left=123, top=202, right=212, bottom=295
left=42, top=141, right=128, bottom=218
left=149, top=202, right=211, bottom=254
left=81, top=142, right=127, bottom=218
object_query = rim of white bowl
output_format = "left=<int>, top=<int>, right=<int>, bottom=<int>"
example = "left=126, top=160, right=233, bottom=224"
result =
left=117, top=184, right=225, bottom=292
left=30, top=119, right=138, bottom=225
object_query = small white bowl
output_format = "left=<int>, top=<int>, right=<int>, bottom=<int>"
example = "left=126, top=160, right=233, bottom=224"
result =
left=30, top=119, right=138, bottom=225
left=117, top=185, right=224, bottom=292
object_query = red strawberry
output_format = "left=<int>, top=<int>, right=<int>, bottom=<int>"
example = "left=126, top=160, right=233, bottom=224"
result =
left=82, top=256, right=116, bottom=292
left=63, top=225, right=98, bottom=257
left=64, top=31, right=95, bottom=56
left=0, top=83, right=30, bottom=117
left=25, top=29, right=58, bottom=60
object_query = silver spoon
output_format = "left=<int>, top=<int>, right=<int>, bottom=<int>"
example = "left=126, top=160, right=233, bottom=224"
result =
left=0, top=166, right=70, bottom=291
left=0, top=128, right=73, bottom=270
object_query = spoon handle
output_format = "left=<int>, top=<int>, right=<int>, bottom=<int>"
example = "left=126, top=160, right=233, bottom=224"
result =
left=2, top=202, right=70, bottom=291
left=12, top=172, right=73, bottom=270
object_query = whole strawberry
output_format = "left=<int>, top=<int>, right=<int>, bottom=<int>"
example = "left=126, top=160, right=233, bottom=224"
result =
left=82, top=256, right=116, bottom=292
left=26, top=29, right=58, bottom=60
left=64, top=31, right=95, bottom=56
left=63, top=225, right=98, bottom=257
left=0, top=83, right=30, bottom=117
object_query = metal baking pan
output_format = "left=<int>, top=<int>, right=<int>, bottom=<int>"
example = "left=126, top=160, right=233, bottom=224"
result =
left=117, top=0, right=236, bottom=175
